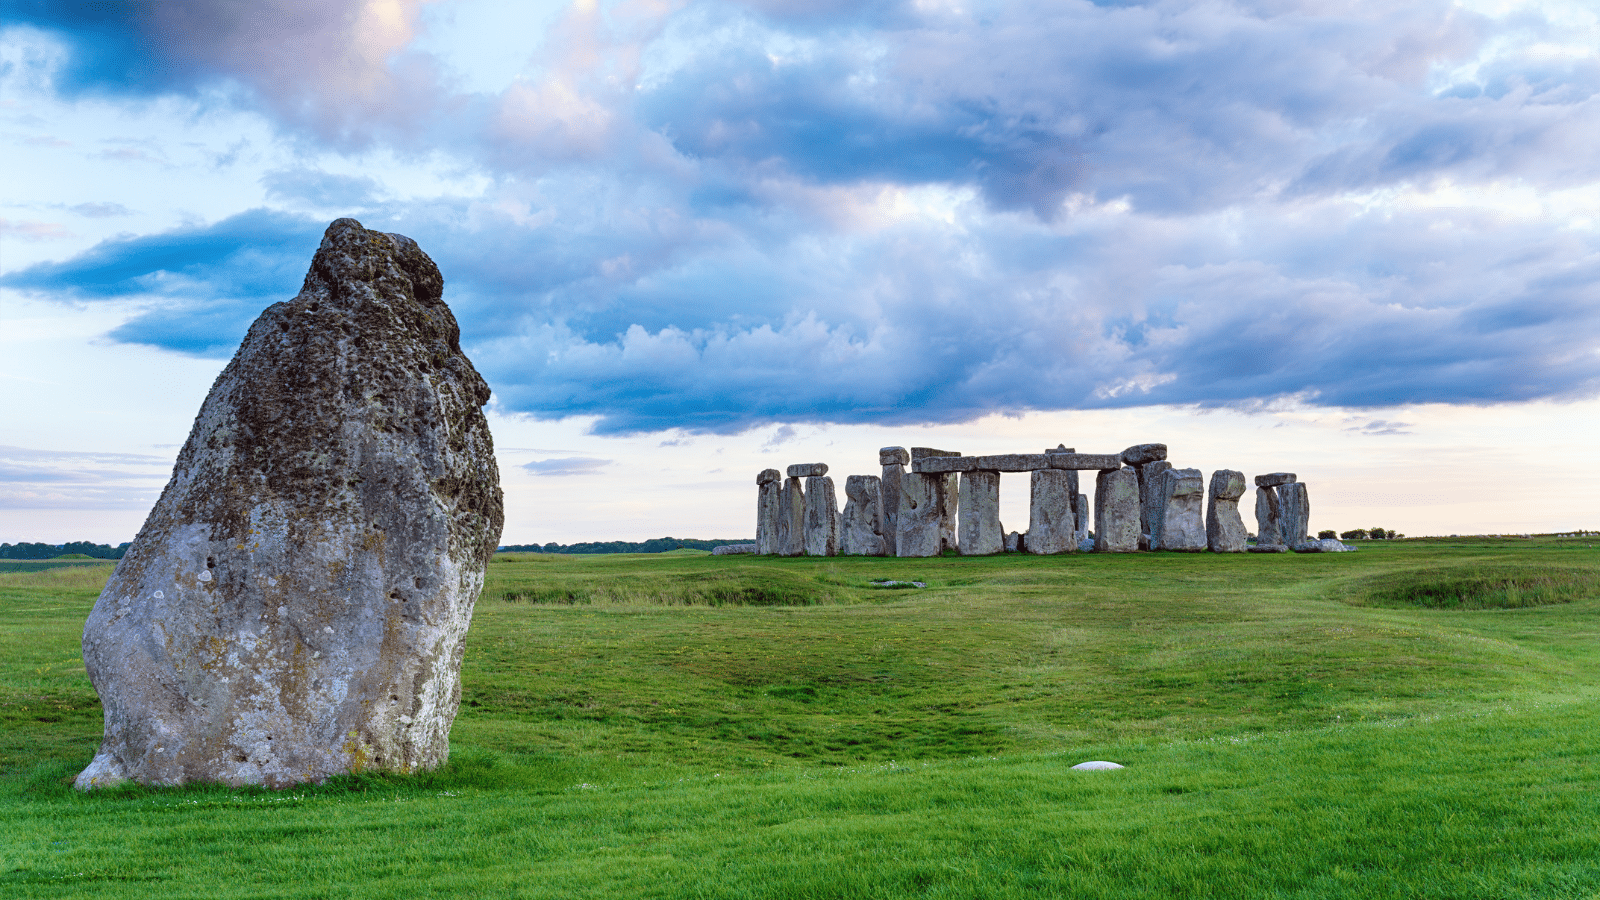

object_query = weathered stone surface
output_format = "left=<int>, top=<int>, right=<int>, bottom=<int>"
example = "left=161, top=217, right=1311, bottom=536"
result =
left=910, top=455, right=977, bottom=474
left=1251, top=485, right=1283, bottom=551
left=75, top=218, right=503, bottom=791
left=1210, top=470, right=1247, bottom=501
left=756, top=468, right=781, bottom=485
left=1121, top=443, right=1168, bottom=466
left=880, top=461, right=904, bottom=557
left=780, top=477, right=806, bottom=556
left=936, top=472, right=960, bottom=553
left=958, top=470, right=1003, bottom=555
left=971, top=453, right=1051, bottom=472
left=879, top=447, right=910, bottom=466
left=1254, top=472, right=1296, bottom=488
left=803, top=475, right=840, bottom=557
left=910, top=447, right=961, bottom=459
left=1136, top=460, right=1173, bottom=549
left=1278, top=482, right=1310, bottom=548
left=1152, top=468, right=1206, bottom=552
left=1005, top=531, right=1025, bottom=553
left=756, top=479, right=782, bottom=555
left=1093, top=467, right=1140, bottom=552
left=1076, top=493, right=1090, bottom=536
left=712, top=544, right=757, bottom=555
left=896, top=473, right=945, bottom=557
left=1047, top=453, right=1124, bottom=470
left=1205, top=469, right=1248, bottom=553
left=1027, top=469, right=1077, bottom=554
left=840, top=475, right=887, bottom=557
left=1294, top=537, right=1354, bottom=553
left=787, top=463, right=828, bottom=478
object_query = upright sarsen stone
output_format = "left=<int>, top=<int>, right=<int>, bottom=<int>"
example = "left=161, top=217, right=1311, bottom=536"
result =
left=803, top=475, right=840, bottom=557
left=1205, top=469, right=1248, bottom=553
left=1152, top=468, right=1206, bottom=551
left=1027, top=469, right=1077, bottom=554
left=958, top=470, right=1003, bottom=556
left=76, top=219, right=503, bottom=790
left=1093, top=467, right=1140, bottom=552
left=756, top=469, right=781, bottom=555
left=896, top=472, right=945, bottom=557
left=1279, top=482, right=1311, bottom=549
left=840, top=475, right=886, bottom=556
left=1251, top=485, right=1286, bottom=552
left=879, top=447, right=907, bottom=557
left=780, top=477, right=806, bottom=556
left=1135, top=460, right=1173, bottom=550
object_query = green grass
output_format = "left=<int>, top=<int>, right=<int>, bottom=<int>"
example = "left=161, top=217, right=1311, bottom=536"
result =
left=3, top=539, right=1599, bottom=897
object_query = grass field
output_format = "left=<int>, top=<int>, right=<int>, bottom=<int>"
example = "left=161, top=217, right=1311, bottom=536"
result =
left=3, top=538, right=1598, bottom=898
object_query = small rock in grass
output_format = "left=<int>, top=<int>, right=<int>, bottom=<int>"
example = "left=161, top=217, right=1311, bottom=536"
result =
left=1071, top=761, right=1125, bottom=771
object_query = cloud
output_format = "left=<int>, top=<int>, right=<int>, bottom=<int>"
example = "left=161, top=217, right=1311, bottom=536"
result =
left=6, top=1, right=1599, bottom=433
left=0, top=218, right=71, bottom=240
left=68, top=202, right=132, bottom=217
left=0, top=445, right=171, bottom=510
left=520, top=457, right=612, bottom=476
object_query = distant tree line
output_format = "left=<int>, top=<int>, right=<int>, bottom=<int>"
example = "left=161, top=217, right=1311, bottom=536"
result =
left=499, top=537, right=751, bottom=555
left=1335, top=528, right=1403, bottom=540
left=0, top=541, right=130, bottom=560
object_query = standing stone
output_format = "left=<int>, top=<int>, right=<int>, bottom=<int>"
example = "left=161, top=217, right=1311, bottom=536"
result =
left=911, top=448, right=961, bottom=553
left=75, top=218, right=503, bottom=790
left=780, top=477, right=806, bottom=556
left=1205, top=469, right=1248, bottom=553
left=840, top=475, right=887, bottom=556
left=1004, top=531, right=1025, bottom=553
left=1152, top=468, right=1206, bottom=551
left=1075, top=493, right=1090, bottom=538
left=1251, top=485, right=1286, bottom=552
left=1027, top=469, right=1077, bottom=554
left=1136, top=460, right=1173, bottom=550
left=896, top=472, right=944, bottom=557
left=756, top=469, right=782, bottom=555
left=958, top=470, right=1003, bottom=556
left=804, top=475, right=840, bottom=556
left=879, top=447, right=908, bottom=557
left=1279, top=482, right=1311, bottom=549
left=1093, top=467, right=1140, bottom=552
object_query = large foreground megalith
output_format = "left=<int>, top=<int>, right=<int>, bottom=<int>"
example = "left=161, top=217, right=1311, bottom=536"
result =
left=77, top=219, right=503, bottom=790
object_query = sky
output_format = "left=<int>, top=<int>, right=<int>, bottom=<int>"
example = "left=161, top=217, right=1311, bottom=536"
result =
left=2, top=0, right=1598, bottom=546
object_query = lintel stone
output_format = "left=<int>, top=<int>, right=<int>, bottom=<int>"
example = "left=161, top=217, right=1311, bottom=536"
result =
left=879, top=446, right=910, bottom=466
left=911, top=455, right=977, bottom=474
left=1048, top=453, right=1123, bottom=471
left=787, top=463, right=828, bottom=478
left=910, top=447, right=961, bottom=460
left=757, top=468, right=781, bottom=485
left=1254, top=472, right=1296, bottom=488
left=1121, top=443, right=1168, bottom=466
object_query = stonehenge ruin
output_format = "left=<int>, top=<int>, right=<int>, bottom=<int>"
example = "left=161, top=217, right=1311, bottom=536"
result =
left=754, top=443, right=1335, bottom=559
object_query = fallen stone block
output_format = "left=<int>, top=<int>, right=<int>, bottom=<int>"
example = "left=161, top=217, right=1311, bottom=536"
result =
left=712, top=544, right=757, bottom=555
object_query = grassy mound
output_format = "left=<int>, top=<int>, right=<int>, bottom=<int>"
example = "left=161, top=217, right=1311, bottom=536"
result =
left=1334, top=562, right=1600, bottom=609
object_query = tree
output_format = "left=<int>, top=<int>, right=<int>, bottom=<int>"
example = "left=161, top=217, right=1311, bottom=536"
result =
left=1317, top=529, right=1336, bottom=540
left=1340, top=529, right=1368, bottom=540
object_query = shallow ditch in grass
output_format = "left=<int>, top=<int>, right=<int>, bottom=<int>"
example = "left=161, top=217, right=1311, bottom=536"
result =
left=1332, top=562, right=1600, bottom=610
